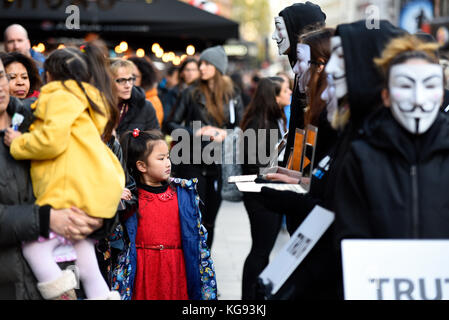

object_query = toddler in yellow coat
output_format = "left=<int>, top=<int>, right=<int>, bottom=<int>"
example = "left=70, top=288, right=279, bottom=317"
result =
left=7, top=45, right=124, bottom=300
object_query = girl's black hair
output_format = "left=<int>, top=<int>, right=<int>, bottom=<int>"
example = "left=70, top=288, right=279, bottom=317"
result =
left=128, top=56, right=159, bottom=91
left=119, top=129, right=166, bottom=183
left=0, top=51, right=42, bottom=95
left=44, top=44, right=118, bottom=142
left=240, top=77, right=286, bottom=132
left=268, top=76, right=284, bottom=96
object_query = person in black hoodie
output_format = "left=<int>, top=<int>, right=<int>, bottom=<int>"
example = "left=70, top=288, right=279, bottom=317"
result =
left=414, top=31, right=449, bottom=112
left=271, top=1, right=327, bottom=236
left=273, top=2, right=326, bottom=169
left=110, top=59, right=160, bottom=138
left=334, top=34, right=449, bottom=248
left=259, top=20, right=405, bottom=300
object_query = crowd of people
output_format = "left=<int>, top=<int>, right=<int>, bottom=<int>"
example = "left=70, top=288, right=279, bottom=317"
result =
left=1, top=0, right=449, bottom=301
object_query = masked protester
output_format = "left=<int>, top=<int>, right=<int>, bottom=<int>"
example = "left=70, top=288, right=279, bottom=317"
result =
left=266, top=28, right=338, bottom=231
left=259, top=27, right=338, bottom=300
left=260, top=20, right=405, bottom=300
left=301, top=28, right=339, bottom=168
left=272, top=2, right=326, bottom=165
left=271, top=1, right=327, bottom=237
left=334, top=34, right=449, bottom=249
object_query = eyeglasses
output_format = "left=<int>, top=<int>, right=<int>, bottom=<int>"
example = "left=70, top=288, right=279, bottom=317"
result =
left=115, top=77, right=136, bottom=85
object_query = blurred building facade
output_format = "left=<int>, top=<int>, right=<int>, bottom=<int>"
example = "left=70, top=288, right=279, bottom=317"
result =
left=314, top=0, right=449, bottom=45
left=180, top=0, right=233, bottom=18
left=313, top=0, right=397, bottom=27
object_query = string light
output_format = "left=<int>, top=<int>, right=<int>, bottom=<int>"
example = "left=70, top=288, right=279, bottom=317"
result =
left=162, top=53, right=170, bottom=63
left=150, top=43, right=185, bottom=65
left=151, top=43, right=160, bottom=53
left=173, top=56, right=181, bottom=66
left=119, top=41, right=128, bottom=52
left=33, top=43, right=46, bottom=53
left=155, top=48, right=164, bottom=58
left=136, top=48, right=145, bottom=57
left=186, top=45, right=195, bottom=56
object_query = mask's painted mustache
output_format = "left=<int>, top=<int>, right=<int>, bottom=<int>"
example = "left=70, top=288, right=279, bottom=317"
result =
left=397, top=102, right=436, bottom=113
left=332, top=74, right=346, bottom=81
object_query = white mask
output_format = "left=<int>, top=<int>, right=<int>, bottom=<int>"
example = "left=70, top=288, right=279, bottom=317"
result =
left=292, top=44, right=311, bottom=93
left=272, top=16, right=290, bottom=56
left=389, top=63, right=444, bottom=135
left=325, top=36, right=347, bottom=99
left=321, top=74, right=338, bottom=123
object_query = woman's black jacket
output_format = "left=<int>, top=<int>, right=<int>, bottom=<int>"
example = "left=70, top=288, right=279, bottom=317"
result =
left=116, top=86, right=160, bottom=138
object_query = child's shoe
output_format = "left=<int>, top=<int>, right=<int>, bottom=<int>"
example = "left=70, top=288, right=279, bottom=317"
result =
left=37, top=269, right=78, bottom=300
left=89, top=291, right=121, bottom=300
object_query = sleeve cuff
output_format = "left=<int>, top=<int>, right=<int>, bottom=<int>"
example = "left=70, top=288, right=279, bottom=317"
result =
left=38, top=205, right=51, bottom=238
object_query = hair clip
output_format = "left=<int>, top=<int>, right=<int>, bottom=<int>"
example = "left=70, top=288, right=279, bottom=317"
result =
left=132, top=128, right=140, bottom=138
left=80, top=45, right=86, bottom=53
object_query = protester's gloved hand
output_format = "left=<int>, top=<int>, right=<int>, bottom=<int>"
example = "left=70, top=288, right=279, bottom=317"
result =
left=260, top=187, right=308, bottom=216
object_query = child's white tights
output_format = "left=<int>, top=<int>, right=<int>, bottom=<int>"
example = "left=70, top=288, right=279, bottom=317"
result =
left=22, top=238, right=110, bottom=299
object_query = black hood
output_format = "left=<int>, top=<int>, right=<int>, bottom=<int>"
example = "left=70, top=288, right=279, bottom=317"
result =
left=335, top=20, right=406, bottom=123
left=279, top=1, right=326, bottom=66
left=362, top=107, right=449, bottom=164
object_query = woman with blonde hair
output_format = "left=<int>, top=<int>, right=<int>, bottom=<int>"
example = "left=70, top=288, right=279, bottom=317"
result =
left=110, top=59, right=159, bottom=138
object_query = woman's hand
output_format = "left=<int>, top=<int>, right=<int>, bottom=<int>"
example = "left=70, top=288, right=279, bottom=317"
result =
left=49, top=207, right=104, bottom=241
left=121, top=188, right=132, bottom=201
left=265, top=173, right=301, bottom=185
left=196, top=126, right=227, bottom=142
left=3, top=128, right=22, bottom=147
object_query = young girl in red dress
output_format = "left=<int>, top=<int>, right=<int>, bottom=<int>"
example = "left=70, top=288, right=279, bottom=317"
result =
left=119, top=129, right=217, bottom=300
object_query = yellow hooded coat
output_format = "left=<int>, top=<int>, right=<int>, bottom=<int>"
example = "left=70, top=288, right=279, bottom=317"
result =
left=10, top=80, right=125, bottom=218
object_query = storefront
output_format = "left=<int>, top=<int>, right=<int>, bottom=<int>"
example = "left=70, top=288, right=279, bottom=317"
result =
left=0, top=0, right=240, bottom=55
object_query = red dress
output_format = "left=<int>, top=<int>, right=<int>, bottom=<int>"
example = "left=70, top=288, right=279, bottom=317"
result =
left=132, top=183, right=189, bottom=300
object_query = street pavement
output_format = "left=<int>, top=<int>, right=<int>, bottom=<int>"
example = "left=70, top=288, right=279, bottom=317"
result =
left=210, top=200, right=290, bottom=300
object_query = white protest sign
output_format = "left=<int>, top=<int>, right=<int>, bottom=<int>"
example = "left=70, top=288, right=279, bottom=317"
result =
left=342, top=240, right=449, bottom=300
left=258, top=206, right=335, bottom=295
left=235, top=181, right=307, bottom=194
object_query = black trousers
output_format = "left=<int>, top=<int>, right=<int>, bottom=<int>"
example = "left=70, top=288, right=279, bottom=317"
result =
left=241, top=193, right=283, bottom=300
left=173, top=163, right=222, bottom=249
